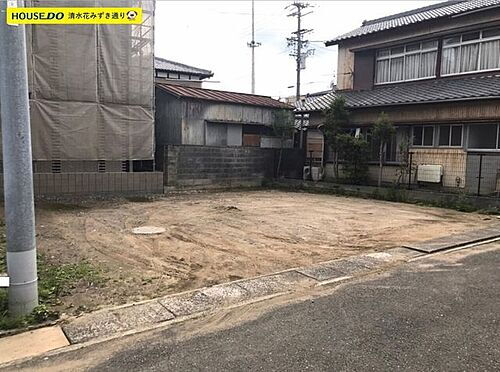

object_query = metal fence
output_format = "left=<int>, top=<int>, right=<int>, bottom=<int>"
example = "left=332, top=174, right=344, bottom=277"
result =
left=464, top=153, right=500, bottom=196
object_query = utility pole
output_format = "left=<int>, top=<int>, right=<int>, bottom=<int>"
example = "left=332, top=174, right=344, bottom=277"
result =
left=247, top=0, right=261, bottom=94
left=0, top=0, right=39, bottom=315
left=287, top=2, right=314, bottom=149
left=286, top=1, right=314, bottom=102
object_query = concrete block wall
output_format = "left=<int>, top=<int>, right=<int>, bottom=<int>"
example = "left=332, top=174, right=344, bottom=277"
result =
left=165, top=145, right=276, bottom=189
left=0, top=172, right=164, bottom=197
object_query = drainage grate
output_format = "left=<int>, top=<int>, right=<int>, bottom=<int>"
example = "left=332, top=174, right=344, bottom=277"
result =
left=121, top=160, right=130, bottom=172
left=97, top=160, right=106, bottom=173
left=51, top=160, right=62, bottom=173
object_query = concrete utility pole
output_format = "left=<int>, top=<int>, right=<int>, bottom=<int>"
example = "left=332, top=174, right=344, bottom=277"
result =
left=0, top=0, right=39, bottom=315
left=286, top=1, right=314, bottom=102
left=247, top=0, right=261, bottom=94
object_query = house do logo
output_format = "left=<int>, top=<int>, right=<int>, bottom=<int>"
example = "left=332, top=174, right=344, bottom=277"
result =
left=127, top=10, right=138, bottom=20
left=6, top=7, right=143, bottom=24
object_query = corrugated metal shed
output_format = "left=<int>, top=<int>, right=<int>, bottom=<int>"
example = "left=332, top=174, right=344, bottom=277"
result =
left=154, top=57, right=213, bottom=78
left=157, top=83, right=292, bottom=109
left=326, top=0, right=500, bottom=45
left=295, top=74, right=500, bottom=112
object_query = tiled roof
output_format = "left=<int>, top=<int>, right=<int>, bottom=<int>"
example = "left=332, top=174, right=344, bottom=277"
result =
left=296, top=90, right=337, bottom=112
left=326, top=0, right=500, bottom=45
left=154, top=57, right=213, bottom=78
left=295, top=74, right=500, bottom=112
left=156, top=83, right=293, bottom=109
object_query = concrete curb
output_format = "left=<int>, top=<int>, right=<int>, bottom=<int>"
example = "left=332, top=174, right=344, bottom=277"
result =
left=403, top=226, right=500, bottom=253
left=0, top=247, right=426, bottom=369
left=1, top=220, right=498, bottom=369
left=60, top=248, right=422, bottom=345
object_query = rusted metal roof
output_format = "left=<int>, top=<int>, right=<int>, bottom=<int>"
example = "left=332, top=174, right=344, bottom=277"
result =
left=156, top=83, right=292, bottom=109
left=295, top=74, right=500, bottom=112
left=326, top=0, right=500, bottom=45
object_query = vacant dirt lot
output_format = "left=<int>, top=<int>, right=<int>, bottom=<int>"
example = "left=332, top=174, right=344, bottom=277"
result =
left=23, top=190, right=494, bottom=313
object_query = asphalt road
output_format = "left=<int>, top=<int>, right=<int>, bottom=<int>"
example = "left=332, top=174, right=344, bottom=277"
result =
left=7, top=244, right=500, bottom=372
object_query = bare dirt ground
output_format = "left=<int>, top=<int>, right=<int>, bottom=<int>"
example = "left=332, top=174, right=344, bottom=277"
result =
left=19, top=190, right=495, bottom=313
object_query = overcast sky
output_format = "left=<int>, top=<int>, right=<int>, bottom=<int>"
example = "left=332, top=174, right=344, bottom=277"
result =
left=155, top=1, right=440, bottom=98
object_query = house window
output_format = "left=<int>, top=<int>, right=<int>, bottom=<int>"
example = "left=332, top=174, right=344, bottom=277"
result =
left=441, top=28, right=500, bottom=76
left=375, top=40, right=438, bottom=84
left=468, top=124, right=499, bottom=149
left=412, top=126, right=434, bottom=146
left=438, top=125, right=463, bottom=147
left=365, top=128, right=398, bottom=162
left=243, top=125, right=262, bottom=147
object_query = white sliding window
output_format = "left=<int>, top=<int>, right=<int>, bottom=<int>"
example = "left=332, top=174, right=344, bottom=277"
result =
left=375, top=41, right=437, bottom=84
left=442, top=28, right=500, bottom=76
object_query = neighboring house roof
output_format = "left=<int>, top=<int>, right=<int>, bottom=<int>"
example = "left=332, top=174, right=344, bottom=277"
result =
left=295, top=89, right=337, bottom=112
left=156, top=83, right=292, bottom=109
left=154, top=57, right=213, bottom=78
left=295, top=74, right=500, bottom=112
left=326, top=0, right=500, bottom=45
left=292, top=88, right=337, bottom=114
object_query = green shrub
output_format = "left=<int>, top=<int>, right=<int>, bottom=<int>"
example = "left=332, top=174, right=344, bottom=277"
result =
left=337, top=134, right=369, bottom=185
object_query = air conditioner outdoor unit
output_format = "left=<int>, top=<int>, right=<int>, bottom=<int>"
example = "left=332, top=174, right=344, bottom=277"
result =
left=303, top=166, right=311, bottom=181
left=311, top=166, right=324, bottom=181
left=417, top=164, right=443, bottom=183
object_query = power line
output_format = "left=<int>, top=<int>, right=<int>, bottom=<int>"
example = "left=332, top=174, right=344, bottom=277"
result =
left=286, top=1, right=314, bottom=102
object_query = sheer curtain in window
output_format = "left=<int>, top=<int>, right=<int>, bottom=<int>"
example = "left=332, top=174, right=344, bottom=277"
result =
left=480, top=40, right=500, bottom=70
left=404, top=53, right=420, bottom=80
left=441, top=47, right=460, bottom=74
left=419, top=51, right=437, bottom=77
left=390, top=57, right=404, bottom=81
left=460, top=43, right=479, bottom=72
left=376, top=59, right=390, bottom=84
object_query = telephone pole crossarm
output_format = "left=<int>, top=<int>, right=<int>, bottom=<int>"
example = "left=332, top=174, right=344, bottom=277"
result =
left=286, top=1, right=314, bottom=102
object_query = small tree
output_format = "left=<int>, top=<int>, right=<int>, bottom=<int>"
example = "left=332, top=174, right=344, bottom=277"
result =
left=372, top=112, right=396, bottom=187
left=323, top=96, right=350, bottom=180
left=336, top=133, right=369, bottom=184
left=272, top=109, right=295, bottom=177
left=395, top=131, right=413, bottom=186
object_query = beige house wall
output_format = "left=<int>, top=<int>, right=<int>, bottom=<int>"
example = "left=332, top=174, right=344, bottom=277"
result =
left=350, top=101, right=500, bottom=126
left=336, top=45, right=354, bottom=90
left=411, top=148, right=467, bottom=189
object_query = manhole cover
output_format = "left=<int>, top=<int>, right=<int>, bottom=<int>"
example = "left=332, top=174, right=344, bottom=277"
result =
left=132, top=226, right=166, bottom=235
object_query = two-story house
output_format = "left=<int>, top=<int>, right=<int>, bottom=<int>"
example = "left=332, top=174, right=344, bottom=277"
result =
left=296, top=0, right=500, bottom=194
left=154, top=57, right=214, bottom=88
